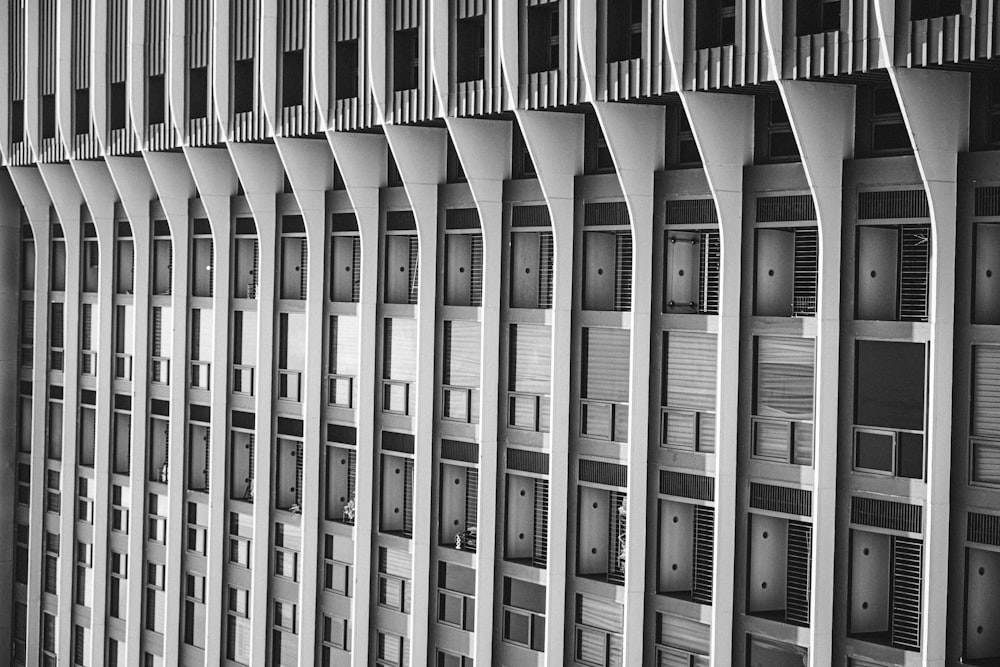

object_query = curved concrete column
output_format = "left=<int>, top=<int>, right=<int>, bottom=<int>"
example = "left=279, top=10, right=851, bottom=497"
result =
left=444, top=115, right=513, bottom=667
left=383, top=123, right=447, bottom=667
left=326, top=129, right=389, bottom=667
left=512, top=108, right=584, bottom=667
left=142, top=153, right=200, bottom=664
left=184, top=145, right=240, bottom=666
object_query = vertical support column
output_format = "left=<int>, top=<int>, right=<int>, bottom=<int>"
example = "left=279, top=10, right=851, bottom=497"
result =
left=513, top=109, right=585, bottom=666
left=382, top=124, right=447, bottom=667
left=592, top=100, right=664, bottom=665
left=275, top=136, right=339, bottom=667
left=445, top=116, right=513, bottom=667
left=37, top=163, right=88, bottom=667
left=142, top=151, right=200, bottom=667
left=8, top=166, right=54, bottom=667
left=184, top=146, right=240, bottom=667
left=777, top=80, right=854, bottom=667
left=889, top=67, right=970, bottom=667
left=326, top=130, right=388, bottom=667
left=0, top=169, right=24, bottom=663
left=679, top=92, right=753, bottom=667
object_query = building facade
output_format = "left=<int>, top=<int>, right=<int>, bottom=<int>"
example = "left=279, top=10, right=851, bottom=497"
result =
left=0, top=0, right=998, bottom=666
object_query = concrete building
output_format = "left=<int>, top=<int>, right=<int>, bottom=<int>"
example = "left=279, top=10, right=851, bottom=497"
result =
left=0, top=0, right=997, bottom=666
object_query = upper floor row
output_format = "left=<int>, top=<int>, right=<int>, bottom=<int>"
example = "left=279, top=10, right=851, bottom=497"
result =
left=2, top=0, right=996, bottom=162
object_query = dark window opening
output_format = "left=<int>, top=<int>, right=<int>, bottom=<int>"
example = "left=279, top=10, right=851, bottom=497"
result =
left=456, top=16, right=486, bottom=83
left=855, top=341, right=926, bottom=432
left=512, top=123, right=536, bottom=179
left=74, top=89, right=90, bottom=135
left=189, top=66, right=208, bottom=120
left=335, top=40, right=359, bottom=100
left=393, top=29, right=420, bottom=92
left=857, top=84, right=911, bottom=155
left=757, top=95, right=798, bottom=163
left=41, top=94, right=56, bottom=139
left=110, top=81, right=127, bottom=130
left=233, top=58, right=255, bottom=114
left=585, top=113, right=614, bottom=174
left=606, top=0, right=643, bottom=63
left=281, top=49, right=304, bottom=108
left=11, top=99, right=24, bottom=143
left=148, top=74, right=166, bottom=125
left=527, top=3, right=560, bottom=74
left=911, top=0, right=962, bottom=20
left=387, top=152, right=403, bottom=187
left=447, top=137, right=467, bottom=183
left=697, top=0, right=736, bottom=50
left=796, top=0, right=840, bottom=36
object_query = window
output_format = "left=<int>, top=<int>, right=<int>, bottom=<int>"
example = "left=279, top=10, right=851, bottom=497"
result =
left=79, top=405, right=96, bottom=466
left=796, top=0, right=840, bottom=35
left=145, top=562, right=166, bottom=633
left=46, top=468, right=60, bottom=513
left=148, top=74, right=166, bottom=124
left=502, top=578, right=545, bottom=651
left=858, top=84, right=910, bottom=155
left=148, top=416, right=169, bottom=482
left=183, top=573, right=207, bottom=648
left=328, top=315, right=359, bottom=408
left=111, top=484, right=129, bottom=532
left=580, top=327, right=630, bottom=442
left=231, top=310, right=256, bottom=396
left=272, top=600, right=298, bottom=666
left=696, top=0, right=736, bottom=49
left=50, top=302, right=65, bottom=371
left=442, top=321, right=481, bottom=423
left=189, top=66, right=208, bottom=119
left=972, top=346, right=1000, bottom=486
left=329, top=215, right=360, bottom=302
left=75, top=88, right=90, bottom=135
left=574, top=595, right=624, bottom=667
left=15, top=524, right=29, bottom=584
left=910, top=0, right=961, bottom=20
left=233, top=58, right=255, bottom=114
left=393, top=29, right=419, bottom=91
left=854, top=341, right=926, bottom=479
left=661, top=331, right=716, bottom=452
left=229, top=512, right=252, bottom=567
left=226, top=587, right=252, bottom=665
left=41, top=94, right=56, bottom=139
left=42, top=612, right=57, bottom=663
left=109, top=551, right=128, bottom=619
left=323, top=533, right=353, bottom=596
left=376, top=632, right=408, bottom=667
left=377, top=547, right=411, bottom=612
left=655, top=614, right=711, bottom=667
left=508, top=324, right=552, bottom=432
left=274, top=523, right=301, bottom=582
left=848, top=530, right=923, bottom=651
left=281, top=49, right=304, bottom=108
left=152, top=223, right=173, bottom=295
left=437, top=561, right=476, bottom=630
left=752, top=337, right=815, bottom=466
left=43, top=531, right=58, bottom=594
left=335, top=40, right=359, bottom=99
left=112, top=407, right=131, bottom=474
left=187, top=501, right=208, bottom=555
left=605, top=0, right=642, bottom=63
left=382, top=318, right=417, bottom=414
left=11, top=99, right=25, bottom=143
left=585, top=115, right=615, bottom=174
left=526, top=2, right=559, bottom=74
left=76, top=541, right=94, bottom=607
left=756, top=95, right=799, bottom=163
left=73, top=624, right=88, bottom=666
left=746, top=636, right=808, bottom=667
left=321, top=614, right=350, bottom=663
left=455, top=15, right=485, bottom=83
left=147, top=492, right=166, bottom=543
left=77, top=476, right=94, bottom=523
left=110, top=81, right=127, bottom=130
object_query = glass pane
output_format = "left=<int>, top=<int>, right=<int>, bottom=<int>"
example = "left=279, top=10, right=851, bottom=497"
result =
left=855, top=431, right=894, bottom=472
left=753, top=420, right=790, bottom=462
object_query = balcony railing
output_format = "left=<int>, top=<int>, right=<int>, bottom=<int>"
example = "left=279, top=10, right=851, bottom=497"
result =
left=232, top=364, right=255, bottom=396
left=114, top=353, right=133, bottom=381
left=382, top=380, right=411, bottom=415
left=151, top=356, right=170, bottom=384
left=580, top=399, right=629, bottom=442
left=508, top=392, right=550, bottom=433
left=327, top=373, right=354, bottom=408
left=278, top=369, right=302, bottom=402
left=189, top=361, right=211, bottom=390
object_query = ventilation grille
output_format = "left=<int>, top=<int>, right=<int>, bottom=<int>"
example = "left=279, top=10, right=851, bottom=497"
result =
left=507, top=448, right=549, bottom=475
left=298, top=240, right=308, bottom=300
left=579, top=459, right=627, bottom=487
left=899, top=225, right=930, bottom=322
left=698, top=231, right=721, bottom=315
left=692, top=506, right=714, bottom=604
left=402, top=459, right=414, bottom=539
left=465, top=468, right=479, bottom=544
left=785, top=521, right=812, bottom=626
left=585, top=202, right=629, bottom=226
left=538, top=231, right=554, bottom=309
left=614, top=232, right=632, bottom=312
left=351, top=236, right=361, bottom=302
left=470, top=234, right=483, bottom=307
left=793, top=229, right=818, bottom=316
left=607, top=490, right=627, bottom=586
left=968, top=512, right=1000, bottom=547
left=441, top=439, right=478, bottom=463
left=386, top=210, right=416, bottom=231
left=857, top=190, right=929, bottom=219
left=659, top=470, right=714, bottom=502
left=446, top=208, right=480, bottom=230
left=512, top=205, right=550, bottom=228
left=666, top=199, right=717, bottom=225
left=851, top=496, right=922, bottom=534
left=891, top=537, right=923, bottom=651
left=749, top=483, right=811, bottom=517
left=533, top=479, right=549, bottom=568
left=756, top=195, right=816, bottom=223
left=382, top=431, right=415, bottom=454
left=407, top=236, right=419, bottom=305
left=975, top=186, right=1000, bottom=217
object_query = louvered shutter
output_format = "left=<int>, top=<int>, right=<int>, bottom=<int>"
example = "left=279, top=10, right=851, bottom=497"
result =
left=444, top=321, right=480, bottom=388
left=665, top=332, right=716, bottom=410
left=973, top=346, right=1000, bottom=438
left=383, top=318, right=417, bottom=381
left=755, top=337, right=815, bottom=420
left=658, top=614, right=711, bottom=656
left=583, top=328, right=629, bottom=401
left=510, top=324, right=551, bottom=393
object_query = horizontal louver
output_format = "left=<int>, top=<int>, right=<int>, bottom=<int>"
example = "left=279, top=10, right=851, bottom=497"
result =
left=975, top=186, right=1000, bottom=217
left=891, top=537, right=922, bottom=651
left=578, top=460, right=627, bottom=487
left=659, top=471, right=714, bottom=501
left=851, top=496, right=922, bottom=534
left=749, top=483, right=812, bottom=517
left=857, top=190, right=929, bottom=219
left=664, top=332, right=716, bottom=411
left=692, top=506, right=714, bottom=604
left=440, top=439, right=478, bottom=463
left=381, top=431, right=414, bottom=454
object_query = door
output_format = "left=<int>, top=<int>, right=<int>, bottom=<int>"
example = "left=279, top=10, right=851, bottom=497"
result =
left=856, top=226, right=898, bottom=320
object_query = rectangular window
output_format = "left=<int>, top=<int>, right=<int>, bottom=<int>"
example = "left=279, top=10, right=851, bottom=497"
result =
left=323, top=533, right=353, bottom=596
left=605, top=0, right=642, bottom=63
left=41, top=94, right=56, bottom=139
left=281, top=49, right=304, bottom=108
left=574, top=595, right=624, bottom=667
left=442, top=321, right=481, bottom=423
left=110, top=81, right=127, bottom=130
left=752, top=337, right=815, bottom=466
left=455, top=16, right=485, bottom=83
left=189, top=66, right=208, bottom=119
left=580, top=327, right=630, bottom=442
left=526, top=3, right=559, bottom=74
left=696, top=0, right=736, bottom=49
left=437, top=561, right=476, bottom=630
left=662, top=331, right=717, bottom=453
left=508, top=324, right=552, bottom=432
left=335, top=40, right=359, bottom=99
left=148, top=74, right=166, bottom=125
left=502, top=577, right=546, bottom=651
left=233, top=58, right=255, bottom=114
left=377, top=547, right=411, bottom=612
left=393, top=29, right=419, bottom=91
left=75, top=88, right=91, bottom=135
